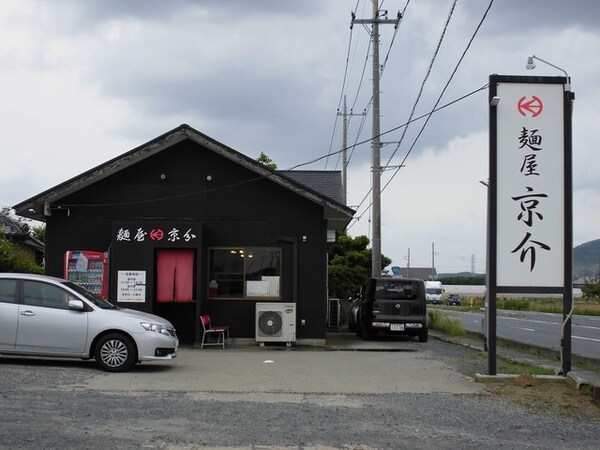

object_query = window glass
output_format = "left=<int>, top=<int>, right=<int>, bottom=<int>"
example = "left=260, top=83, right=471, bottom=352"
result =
left=24, top=281, right=76, bottom=309
left=63, top=282, right=115, bottom=309
left=209, top=249, right=244, bottom=298
left=209, top=247, right=281, bottom=299
left=0, top=279, right=17, bottom=304
left=375, top=280, right=420, bottom=300
left=245, top=249, right=281, bottom=298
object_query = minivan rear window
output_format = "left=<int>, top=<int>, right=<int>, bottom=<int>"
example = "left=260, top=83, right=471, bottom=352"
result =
left=374, top=281, right=420, bottom=300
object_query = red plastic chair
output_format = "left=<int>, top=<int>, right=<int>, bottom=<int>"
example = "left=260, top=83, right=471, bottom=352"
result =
left=200, top=314, right=230, bottom=349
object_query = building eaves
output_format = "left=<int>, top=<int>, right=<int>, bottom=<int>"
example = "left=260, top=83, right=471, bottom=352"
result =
left=13, top=124, right=355, bottom=229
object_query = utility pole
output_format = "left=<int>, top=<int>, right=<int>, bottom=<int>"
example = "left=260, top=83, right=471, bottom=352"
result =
left=431, top=242, right=435, bottom=280
left=342, top=95, right=348, bottom=205
left=337, top=95, right=366, bottom=205
left=352, top=1, right=401, bottom=278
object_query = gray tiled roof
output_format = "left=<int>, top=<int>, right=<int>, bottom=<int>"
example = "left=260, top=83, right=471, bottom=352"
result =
left=279, top=170, right=344, bottom=204
left=0, top=214, right=29, bottom=236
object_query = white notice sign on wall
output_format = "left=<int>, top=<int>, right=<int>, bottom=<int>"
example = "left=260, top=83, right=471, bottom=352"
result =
left=117, top=270, right=146, bottom=302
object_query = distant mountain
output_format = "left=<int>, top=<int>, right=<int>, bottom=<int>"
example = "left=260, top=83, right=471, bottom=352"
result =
left=574, top=239, right=600, bottom=279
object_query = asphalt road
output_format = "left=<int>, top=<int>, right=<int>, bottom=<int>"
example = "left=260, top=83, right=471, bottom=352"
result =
left=2, top=337, right=600, bottom=449
left=442, top=308, right=600, bottom=360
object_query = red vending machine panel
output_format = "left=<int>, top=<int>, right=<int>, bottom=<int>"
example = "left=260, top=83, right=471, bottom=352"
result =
left=64, top=250, right=109, bottom=298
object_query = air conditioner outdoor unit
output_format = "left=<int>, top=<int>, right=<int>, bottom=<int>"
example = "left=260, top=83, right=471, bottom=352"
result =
left=255, top=302, right=296, bottom=345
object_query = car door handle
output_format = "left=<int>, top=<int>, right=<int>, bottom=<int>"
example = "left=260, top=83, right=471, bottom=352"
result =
left=20, top=310, right=36, bottom=316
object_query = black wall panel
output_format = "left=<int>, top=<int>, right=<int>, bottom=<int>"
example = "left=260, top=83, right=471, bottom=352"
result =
left=43, top=139, right=329, bottom=343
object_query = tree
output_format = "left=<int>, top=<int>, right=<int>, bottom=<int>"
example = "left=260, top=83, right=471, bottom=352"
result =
left=256, top=152, right=277, bottom=170
left=327, top=231, right=391, bottom=300
left=0, top=230, right=44, bottom=273
left=32, top=225, right=46, bottom=242
left=582, top=278, right=600, bottom=303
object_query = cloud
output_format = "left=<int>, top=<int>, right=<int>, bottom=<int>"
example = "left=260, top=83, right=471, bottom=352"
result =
left=348, top=131, right=488, bottom=273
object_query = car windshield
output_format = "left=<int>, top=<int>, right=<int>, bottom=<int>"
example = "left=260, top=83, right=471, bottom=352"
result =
left=375, top=281, right=420, bottom=300
left=62, top=281, right=118, bottom=309
left=426, top=288, right=443, bottom=294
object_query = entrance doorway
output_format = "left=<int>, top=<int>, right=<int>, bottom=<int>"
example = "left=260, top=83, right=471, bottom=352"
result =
left=155, top=248, right=197, bottom=343
left=156, top=248, right=195, bottom=302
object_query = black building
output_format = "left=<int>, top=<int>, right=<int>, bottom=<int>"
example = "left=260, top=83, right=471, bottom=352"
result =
left=14, top=125, right=354, bottom=345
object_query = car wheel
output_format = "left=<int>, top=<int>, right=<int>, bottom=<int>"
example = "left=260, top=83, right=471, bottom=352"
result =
left=356, top=316, right=363, bottom=337
left=94, top=333, right=137, bottom=372
left=348, top=316, right=355, bottom=332
left=419, top=328, right=428, bottom=343
left=361, top=323, right=373, bottom=341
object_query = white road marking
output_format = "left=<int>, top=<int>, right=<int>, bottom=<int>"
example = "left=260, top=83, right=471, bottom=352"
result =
left=508, top=326, right=535, bottom=332
left=454, top=311, right=600, bottom=331
left=573, top=335, right=600, bottom=343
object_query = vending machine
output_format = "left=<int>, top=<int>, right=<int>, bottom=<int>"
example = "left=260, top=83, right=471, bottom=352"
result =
left=64, top=250, right=109, bottom=298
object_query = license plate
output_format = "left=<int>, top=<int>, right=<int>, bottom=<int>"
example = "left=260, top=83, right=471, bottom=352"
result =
left=390, top=323, right=405, bottom=331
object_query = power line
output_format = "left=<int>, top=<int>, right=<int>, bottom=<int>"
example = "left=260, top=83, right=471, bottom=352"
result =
left=381, top=0, right=495, bottom=194
left=298, top=84, right=488, bottom=173
left=334, top=0, right=409, bottom=172
left=324, top=1, right=362, bottom=170
left=348, top=0, right=495, bottom=230
left=379, top=0, right=411, bottom=79
left=383, top=0, right=458, bottom=170
left=347, top=83, right=489, bottom=228
left=57, top=84, right=488, bottom=211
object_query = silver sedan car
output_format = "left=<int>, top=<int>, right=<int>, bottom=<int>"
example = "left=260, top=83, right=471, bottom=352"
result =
left=0, top=273, right=178, bottom=372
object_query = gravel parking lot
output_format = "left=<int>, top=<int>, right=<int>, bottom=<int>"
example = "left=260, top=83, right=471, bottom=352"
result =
left=1, top=338, right=599, bottom=449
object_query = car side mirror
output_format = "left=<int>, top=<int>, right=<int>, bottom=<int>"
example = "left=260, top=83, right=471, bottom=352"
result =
left=68, top=299, right=85, bottom=311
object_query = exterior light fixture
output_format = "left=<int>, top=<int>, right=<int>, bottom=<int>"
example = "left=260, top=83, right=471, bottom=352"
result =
left=526, top=54, right=571, bottom=91
left=526, top=56, right=536, bottom=70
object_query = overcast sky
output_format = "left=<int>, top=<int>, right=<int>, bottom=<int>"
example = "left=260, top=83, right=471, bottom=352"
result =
left=1, top=0, right=598, bottom=273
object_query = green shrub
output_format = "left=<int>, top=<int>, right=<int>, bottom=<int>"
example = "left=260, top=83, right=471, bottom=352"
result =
left=582, top=279, right=600, bottom=303
left=0, top=231, right=44, bottom=274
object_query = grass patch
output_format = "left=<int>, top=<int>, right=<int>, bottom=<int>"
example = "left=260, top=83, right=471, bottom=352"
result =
left=428, top=309, right=467, bottom=337
left=497, top=298, right=532, bottom=311
left=495, top=357, right=555, bottom=376
left=454, top=297, right=600, bottom=316
left=498, top=298, right=600, bottom=316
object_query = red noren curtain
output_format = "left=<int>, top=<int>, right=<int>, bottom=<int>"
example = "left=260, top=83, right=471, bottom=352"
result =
left=156, top=249, right=194, bottom=303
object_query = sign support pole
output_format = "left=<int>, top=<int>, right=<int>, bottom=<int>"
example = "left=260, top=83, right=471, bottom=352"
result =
left=560, top=86, right=574, bottom=375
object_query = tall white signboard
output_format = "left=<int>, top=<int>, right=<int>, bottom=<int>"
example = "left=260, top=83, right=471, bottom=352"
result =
left=488, top=74, right=573, bottom=376
left=495, top=81, right=565, bottom=288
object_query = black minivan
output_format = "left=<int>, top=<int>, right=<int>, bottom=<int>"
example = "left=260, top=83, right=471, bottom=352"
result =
left=355, top=278, right=428, bottom=342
